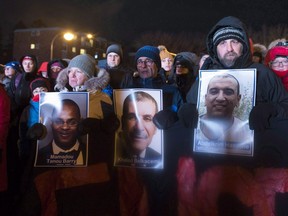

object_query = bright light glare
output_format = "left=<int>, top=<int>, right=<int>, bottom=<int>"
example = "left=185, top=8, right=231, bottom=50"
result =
left=63, top=32, right=75, bottom=41
left=87, top=34, right=93, bottom=39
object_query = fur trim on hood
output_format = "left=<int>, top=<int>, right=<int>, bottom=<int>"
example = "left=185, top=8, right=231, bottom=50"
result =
left=54, top=68, right=110, bottom=92
left=253, top=43, right=267, bottom=57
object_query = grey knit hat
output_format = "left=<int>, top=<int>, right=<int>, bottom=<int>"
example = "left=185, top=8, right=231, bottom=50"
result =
left=106, top=44, right=123, bottom=60
left=213, top=27, right=245, bottom=47
left=68, top=54, right=96, bottom=78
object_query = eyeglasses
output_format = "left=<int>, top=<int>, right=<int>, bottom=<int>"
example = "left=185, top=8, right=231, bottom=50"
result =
left=271, top=59, right=288, bottom=67
left=53, top=118, right=79, bottom=127
left=137, top=59, right=154, bottom=66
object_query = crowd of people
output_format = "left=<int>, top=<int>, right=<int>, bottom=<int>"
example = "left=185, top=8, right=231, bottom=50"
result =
left=0, top=16, right=288, bottom=216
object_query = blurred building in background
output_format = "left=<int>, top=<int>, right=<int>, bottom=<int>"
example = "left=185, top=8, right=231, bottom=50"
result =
left=13, top=27, right=108, bottom=63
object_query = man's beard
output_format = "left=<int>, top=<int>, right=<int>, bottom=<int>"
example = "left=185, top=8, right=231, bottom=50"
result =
left=219, top=52, right=238, bottom=68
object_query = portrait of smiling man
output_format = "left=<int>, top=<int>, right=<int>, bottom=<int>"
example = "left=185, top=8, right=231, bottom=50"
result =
left=204, top=73, right=241, bottom=120
left=114, top=90, right=163, bottom=168
left=195, top=72, right=254, bottom=156
left=35, top=97, right=88, bottom=166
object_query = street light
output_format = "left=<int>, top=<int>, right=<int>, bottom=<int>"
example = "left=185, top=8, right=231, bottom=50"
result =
left=50, top=32, right=75, bottom=60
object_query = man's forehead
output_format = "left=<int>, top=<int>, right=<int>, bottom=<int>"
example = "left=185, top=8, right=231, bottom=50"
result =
left=208, top=76, right=238, bottom=88
left=53, top=104, right=79, bottom=114
left=128, top=99, right=156, bottom=111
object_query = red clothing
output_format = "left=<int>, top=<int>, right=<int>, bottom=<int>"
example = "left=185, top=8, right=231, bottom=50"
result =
left=0, top=84, right=11, bottom=191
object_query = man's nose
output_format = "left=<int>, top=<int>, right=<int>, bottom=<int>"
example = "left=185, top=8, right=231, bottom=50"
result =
left=216, top=91, right=225, bottom=100
left=134, top=118, right=144, bottom=129
left=61, top=122, right=70, bottom=129
left=227, top=42, right=234, bottom=52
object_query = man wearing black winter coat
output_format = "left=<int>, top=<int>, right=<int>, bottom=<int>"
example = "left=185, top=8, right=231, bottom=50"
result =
left=176, top=16, right=288, bottom=215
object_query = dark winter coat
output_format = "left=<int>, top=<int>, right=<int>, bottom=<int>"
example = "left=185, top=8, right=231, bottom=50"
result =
left=102, top=63, right=134, bottom=89
left=177, top=16, right=288, bottom=215
left=19, top=68, right=119, bottom=215
left=0, top=85, right=10, bottom=192
left=7, top=55, right=40, bottom=118
left=172, top=52, right=198, bottom=102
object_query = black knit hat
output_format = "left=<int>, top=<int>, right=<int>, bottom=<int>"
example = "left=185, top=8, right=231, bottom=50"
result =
left=135, top=45, right=161, bottom=69
left=213, top=27, right=245, bottom=46
left=30, top=78, right=51, bottom=93
left=106, top=44, right=123, bottom=60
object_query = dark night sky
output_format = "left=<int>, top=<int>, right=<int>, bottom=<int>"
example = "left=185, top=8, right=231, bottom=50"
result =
left=1, top=0, right=288, bottom=46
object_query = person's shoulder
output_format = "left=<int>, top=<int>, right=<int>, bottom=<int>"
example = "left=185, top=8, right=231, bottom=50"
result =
left=248, top=63, right=272, bottom=76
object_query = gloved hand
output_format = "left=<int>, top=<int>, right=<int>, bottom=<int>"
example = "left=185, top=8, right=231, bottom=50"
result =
left=177, top=103, right=198, bottom=128
left=78, top=118, right=101, bottom=135
left=256, top=146, right=282, bottom=167
left=78, top=114, right=120, bottom=135
left=249, top=103, right=277, bottom=132
left=153, top=109, right=178, bottom=129
left=101, top=113, right=120, bottom=134
left=26, top=123, right=47, bottom=140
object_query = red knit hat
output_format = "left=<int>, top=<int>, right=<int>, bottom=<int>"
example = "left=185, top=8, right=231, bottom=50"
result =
left=265, top=44, right=288, bottom=86
left=265, top=46, right=288, bottom=66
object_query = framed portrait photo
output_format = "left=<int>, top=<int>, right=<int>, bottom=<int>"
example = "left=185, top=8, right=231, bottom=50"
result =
left=113, top=89, right=164, bottom=169
left=34, top=92, right=89, bottom=167
left=194, top=69, right=256, bottom=156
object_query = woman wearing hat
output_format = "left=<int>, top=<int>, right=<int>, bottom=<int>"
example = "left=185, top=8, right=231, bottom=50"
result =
left=2, top=61, right=22, bottom=91
left=55, top=54, right=113, bottom=118
left=265, top=41, right=288, bottom=91
left=27, top=54, right=120, bottom=215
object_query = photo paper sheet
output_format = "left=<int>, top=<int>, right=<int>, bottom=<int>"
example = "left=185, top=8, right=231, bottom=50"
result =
left=194, top=69, right=256, bottom=156
left=113, top=89, right=164, bottom=168
left=34, top=92, right=89, bottom=167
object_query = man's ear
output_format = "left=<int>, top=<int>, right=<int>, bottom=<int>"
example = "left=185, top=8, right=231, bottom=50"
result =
left=236, top=94, right=242, bottom=107
left=204, top=94, right=208, bottom=106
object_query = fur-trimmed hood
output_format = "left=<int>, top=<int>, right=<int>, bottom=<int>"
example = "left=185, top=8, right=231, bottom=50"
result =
left=54, top=67, right=110, bottom=92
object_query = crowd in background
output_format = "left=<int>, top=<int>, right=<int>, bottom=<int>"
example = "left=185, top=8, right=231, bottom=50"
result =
left=0, top=15, right=288, bottom=216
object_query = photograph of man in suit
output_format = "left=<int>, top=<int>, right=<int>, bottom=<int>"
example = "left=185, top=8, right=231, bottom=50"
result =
left=35, top=98, right=87, bottom=166
left=115, top=91, right=162, bottom=168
